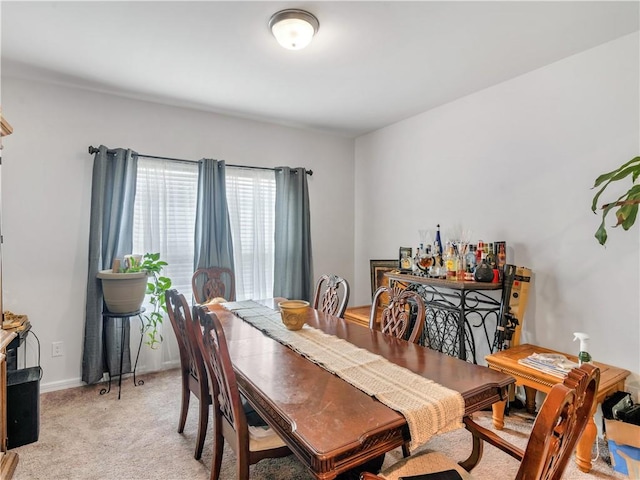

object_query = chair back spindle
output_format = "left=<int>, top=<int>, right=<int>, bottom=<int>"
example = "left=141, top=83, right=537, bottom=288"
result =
left=312, top=274, right=350, bottom=318
left=370, top=285, right=425, bottom=344
left=516, top=363, right=599, bottom=480
left=192, top=304, right=291, bottom=480
left=165, top=289, right=210, bottom=459
left=194, top=305, right=247, bottom=436
left=192, top=267, right=236, bottom=304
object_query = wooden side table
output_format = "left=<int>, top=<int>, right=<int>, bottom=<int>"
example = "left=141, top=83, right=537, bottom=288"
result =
left=486, top=343, right=630, bottom=473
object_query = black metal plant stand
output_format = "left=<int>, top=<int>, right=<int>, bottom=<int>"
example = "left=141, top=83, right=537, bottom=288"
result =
left=100, top=308, right=145, bottom=399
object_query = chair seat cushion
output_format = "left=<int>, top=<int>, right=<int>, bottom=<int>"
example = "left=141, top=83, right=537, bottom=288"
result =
left=203, top=296, right=227, bottom=305
left=379, top=451, right=472, bottom=480
left=397, top=471, right=464, bottom=480
left=248, top=425, right=287, bottom=451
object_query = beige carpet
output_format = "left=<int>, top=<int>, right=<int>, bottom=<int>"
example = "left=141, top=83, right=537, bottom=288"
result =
left=11, top=368, right=627, bottom=480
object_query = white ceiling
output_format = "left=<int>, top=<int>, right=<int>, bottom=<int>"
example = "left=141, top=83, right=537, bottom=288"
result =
left=1, top=1, right=638, bottom=137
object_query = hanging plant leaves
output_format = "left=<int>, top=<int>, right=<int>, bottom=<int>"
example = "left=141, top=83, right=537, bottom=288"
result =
left=592, top=156, right=640, bottom=245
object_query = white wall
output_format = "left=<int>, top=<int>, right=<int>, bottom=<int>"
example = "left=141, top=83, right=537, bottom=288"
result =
left=355, top=33, right=640, bottom=387
left=3, top=32, right=639, bottom=395
left=0, top=79, right=355, bottom=391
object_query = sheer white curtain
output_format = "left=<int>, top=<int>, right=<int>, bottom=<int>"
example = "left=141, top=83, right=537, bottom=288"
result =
left=131, top=160, right=273, bottom=371
left=226, top=167, right=276, bottom=300
left=133, top=158, right=199, bottom=371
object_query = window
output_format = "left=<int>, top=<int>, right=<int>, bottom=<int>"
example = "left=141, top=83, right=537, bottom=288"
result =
left=132, top=160, right=276, bottom=302
left=133, top=158, right=199, bottom=299
left=226, top=167, right=276, bottom=300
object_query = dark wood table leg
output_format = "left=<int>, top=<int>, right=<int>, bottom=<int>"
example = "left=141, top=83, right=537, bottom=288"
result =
left=459, top=428, right=484, bottom=471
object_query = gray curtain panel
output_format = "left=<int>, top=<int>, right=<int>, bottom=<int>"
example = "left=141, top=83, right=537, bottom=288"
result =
left=82, top=146, right=138, bottom=385
left=274, top=167, right=313, bottom=301
left=193, top=159, right=235, bottom=287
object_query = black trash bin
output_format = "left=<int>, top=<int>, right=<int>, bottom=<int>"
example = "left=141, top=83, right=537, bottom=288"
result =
left=7, top=366, right=41, bottom=449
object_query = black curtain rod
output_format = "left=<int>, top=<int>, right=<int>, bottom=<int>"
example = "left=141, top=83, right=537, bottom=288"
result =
left=87, top=146, right=313, bottom=176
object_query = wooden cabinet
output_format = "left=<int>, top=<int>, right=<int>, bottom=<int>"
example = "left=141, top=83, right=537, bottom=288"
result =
left=0, top=112, right=18, bottom=479
left=0, top=111, right=8, bottom=326
left=0, top=331, right=17, bottom=479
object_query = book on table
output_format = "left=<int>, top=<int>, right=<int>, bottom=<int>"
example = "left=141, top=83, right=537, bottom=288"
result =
left=517, top=352, right=579, bottom=378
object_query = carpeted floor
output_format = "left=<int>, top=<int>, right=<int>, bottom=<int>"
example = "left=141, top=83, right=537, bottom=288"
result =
left=11, top=368, right=628, bottom=479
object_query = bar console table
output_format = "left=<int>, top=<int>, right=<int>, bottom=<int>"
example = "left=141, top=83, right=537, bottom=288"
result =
left=386, top=272, right=504, bottom=364
left=100, top=308, right=146, bottom=400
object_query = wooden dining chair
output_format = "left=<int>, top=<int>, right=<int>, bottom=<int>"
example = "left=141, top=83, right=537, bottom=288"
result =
left=312, top=273, right=350, bottom=318
left=165, top=289, right=210, bottom=460
left=370, top=285, right=425, bottom=344
left=192, top=305, right=292, bottom=480
left=360, top=363, right=600, bottom=480
left=192, top=266, right=236, bottom=304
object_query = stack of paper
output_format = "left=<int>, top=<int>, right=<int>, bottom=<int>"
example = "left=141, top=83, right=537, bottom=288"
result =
left=518, top=353, right=579, bottom=378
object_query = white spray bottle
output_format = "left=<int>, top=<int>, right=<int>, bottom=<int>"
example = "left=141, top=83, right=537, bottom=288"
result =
left=573, top=332, right=592, bottom=365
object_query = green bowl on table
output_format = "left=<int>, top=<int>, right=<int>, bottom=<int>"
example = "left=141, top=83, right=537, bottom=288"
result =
left=278, top=300, right=310, bottom=331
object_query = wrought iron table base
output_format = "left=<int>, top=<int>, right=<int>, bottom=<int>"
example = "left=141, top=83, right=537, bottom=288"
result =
left=387, top=273, right=504, bottom=364
left=99, top=308, right=145, bottom=399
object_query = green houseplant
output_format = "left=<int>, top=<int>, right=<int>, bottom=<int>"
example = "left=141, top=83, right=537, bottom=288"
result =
left=591, top=156, right=640, bottom=245
left=123, top=253, right=172, bottom=349
left=97, top=253, right=172, bottom=349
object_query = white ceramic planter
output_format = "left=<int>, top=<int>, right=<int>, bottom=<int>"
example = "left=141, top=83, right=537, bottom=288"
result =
left=97, top=269, right=148, bottom=314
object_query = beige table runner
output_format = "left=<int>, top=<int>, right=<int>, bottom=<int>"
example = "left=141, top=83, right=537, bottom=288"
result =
left=222, top=300, right=465, bottom=451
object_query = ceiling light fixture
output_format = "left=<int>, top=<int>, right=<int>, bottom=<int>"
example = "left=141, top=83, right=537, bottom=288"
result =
left=269, top=9, right=319, bottom=50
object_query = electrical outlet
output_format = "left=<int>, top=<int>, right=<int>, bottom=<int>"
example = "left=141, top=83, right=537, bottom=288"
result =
left=52, top=341, right=64, bottom=357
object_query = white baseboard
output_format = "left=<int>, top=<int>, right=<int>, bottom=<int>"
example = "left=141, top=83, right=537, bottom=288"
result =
left=41, top=377, right=85, bottom=393
left=39, top=360, right=180, bottom=393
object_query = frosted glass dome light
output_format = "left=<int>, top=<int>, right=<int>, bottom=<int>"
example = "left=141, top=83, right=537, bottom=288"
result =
left=269, top=9, right=319, bottom=50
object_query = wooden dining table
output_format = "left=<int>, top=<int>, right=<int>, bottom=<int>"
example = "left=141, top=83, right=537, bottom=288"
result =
left=208, top=300, right=515, bottom=480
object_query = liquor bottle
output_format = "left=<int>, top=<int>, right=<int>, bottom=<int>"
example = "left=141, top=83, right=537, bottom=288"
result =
left=412, top=245, right=421, bottom=273
left=476, top=241, right=483, bottom=266
left=419, top=244, right=434, bottom=274
left=434, top=225, right=444, bottom=267
left=466, top=245, right=477, bottom=274
left=463, top=246, right=474, bottom=280
left=445, top=242, right=457, bottom=281
left=400, top=250, right=412, bottom=270
left=496, top=241, right=507, bottom=269
left=486, top=243, right=497, bottom=270
left=456, top=247, right=466, bottom=282
left=474, top=258, right=494, bottom=282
